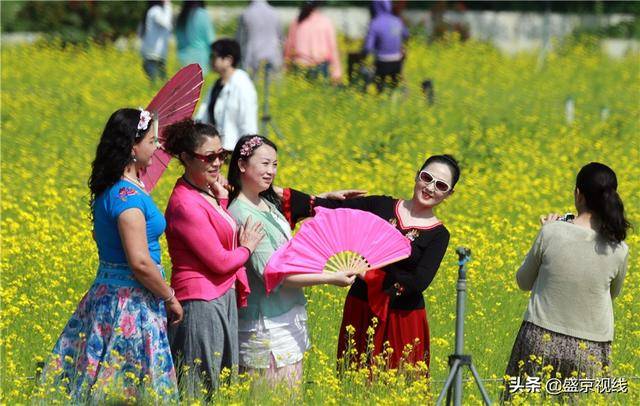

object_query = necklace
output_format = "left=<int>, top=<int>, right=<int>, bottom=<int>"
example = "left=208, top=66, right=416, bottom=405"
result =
left=182, top=175, right=217, bottom=201
left=123, top=174, right=146, bottom=190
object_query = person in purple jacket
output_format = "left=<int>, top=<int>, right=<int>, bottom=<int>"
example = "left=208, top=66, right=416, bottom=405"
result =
left=363, top=0, right=409, bottom=92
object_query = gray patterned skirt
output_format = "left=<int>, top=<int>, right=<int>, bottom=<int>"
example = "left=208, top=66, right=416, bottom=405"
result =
left=503, top=321, right=611, bottom=399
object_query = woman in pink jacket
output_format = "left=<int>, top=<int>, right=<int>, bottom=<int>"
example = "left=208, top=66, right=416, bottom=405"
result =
left=162, top=120, right=263, bottom=396
left=284, top=1, right=342, bottom=82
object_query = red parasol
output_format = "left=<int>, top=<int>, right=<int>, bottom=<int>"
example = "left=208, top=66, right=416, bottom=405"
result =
left=140, top=64, right=204, bottom=192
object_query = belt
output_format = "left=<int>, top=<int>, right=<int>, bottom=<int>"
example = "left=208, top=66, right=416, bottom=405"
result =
left=94, top=260, right=165, bottom=288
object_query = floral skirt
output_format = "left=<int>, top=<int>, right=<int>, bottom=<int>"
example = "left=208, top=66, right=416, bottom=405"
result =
left=503, top=321, right=611, bottom=399
left=45, top=267, right=178, bottom=401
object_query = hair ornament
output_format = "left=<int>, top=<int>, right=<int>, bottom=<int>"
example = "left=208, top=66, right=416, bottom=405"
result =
left=239, top=136, right=263, bottom=158
left=136, top=109, right=152, bottom=137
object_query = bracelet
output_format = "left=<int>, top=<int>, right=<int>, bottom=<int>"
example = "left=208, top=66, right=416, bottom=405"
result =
left=162, top=288, right=175, bottom=303
left=309, top=195, right=316, bottom=215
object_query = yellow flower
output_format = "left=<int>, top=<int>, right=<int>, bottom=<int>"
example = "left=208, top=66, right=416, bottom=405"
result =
left=3, top=36, right=639, bottom=405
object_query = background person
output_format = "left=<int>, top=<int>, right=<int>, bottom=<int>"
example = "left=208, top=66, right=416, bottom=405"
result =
left=45, top=108, right=182, bottom=399
left=176, top=0, right=216, bottom=75
left=363, top=0, right=408, bottom=92
left=162, top=120, right=263, bottom=395
left=237, top=0, right=283, bottom=78
left=195, top=39, right=258, bottom=152
left=139, top=0, right=173, bottom=82
left=283, top=0, right=342, bottom=83
left=503, top=162, right=630, bottom=398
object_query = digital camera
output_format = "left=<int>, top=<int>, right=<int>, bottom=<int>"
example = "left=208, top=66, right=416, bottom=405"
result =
left=558, top=213, right=575, bottom=222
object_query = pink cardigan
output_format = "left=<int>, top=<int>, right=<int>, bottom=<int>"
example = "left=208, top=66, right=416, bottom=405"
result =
left=165, top=178, right=251, bottom=306
left=284, top=10, right=342, bottom=80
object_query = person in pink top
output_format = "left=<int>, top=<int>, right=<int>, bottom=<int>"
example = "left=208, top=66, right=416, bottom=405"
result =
left=284, top=1, right=342, bottom=82
left=162, top=120, right=264, bottom=397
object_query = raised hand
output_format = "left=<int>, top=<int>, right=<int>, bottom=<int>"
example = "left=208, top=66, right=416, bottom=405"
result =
left=239, top=216, right=264, bottom=253
left=539, top=213, right=561, bottom=225
left=210, top=180, right=229, bottom=200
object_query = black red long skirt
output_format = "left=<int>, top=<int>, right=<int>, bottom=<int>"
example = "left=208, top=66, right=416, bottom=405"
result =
left=336, top=295, right=430, bottom=371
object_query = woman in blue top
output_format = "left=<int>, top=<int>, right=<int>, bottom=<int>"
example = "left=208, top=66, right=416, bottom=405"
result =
left=175, top=1, right=216, bottom=75
left=45, top=108, right=183, bottom=401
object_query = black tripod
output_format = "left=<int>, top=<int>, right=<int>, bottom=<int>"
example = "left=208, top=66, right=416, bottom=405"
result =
left=436, top=247, right=492, bottom=406
left=259, top=63, right=285, bottom=140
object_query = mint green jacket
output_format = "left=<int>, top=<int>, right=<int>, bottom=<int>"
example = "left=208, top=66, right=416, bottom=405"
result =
left=227, top=198, right=306, bottom=320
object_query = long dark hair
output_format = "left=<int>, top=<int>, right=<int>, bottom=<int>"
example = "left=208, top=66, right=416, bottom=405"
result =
left=298, top=1, right=323, bottom=23
left=88, top=108, right=153, bottom=215
left=177, top=0, right=205, bottom=30
left=140, top=1, right=163, bottom=37
left=576, top=162, right=630, bottom=244
left=163, top=119, right=219, bottom=164
left=419, top=154, right=461, bottom=190
left=228, top=135, right=280, bottom=209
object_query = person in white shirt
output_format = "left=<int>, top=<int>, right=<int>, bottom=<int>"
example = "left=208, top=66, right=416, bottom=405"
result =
left=196, top=39, right=258, bottom=152
left=140, top=0, right=173, bottom=82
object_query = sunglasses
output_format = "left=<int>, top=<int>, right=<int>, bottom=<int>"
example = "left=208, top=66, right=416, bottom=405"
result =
left=418, top=171, right=452, bottom=193
left=188, top=150, right=229, bottom=164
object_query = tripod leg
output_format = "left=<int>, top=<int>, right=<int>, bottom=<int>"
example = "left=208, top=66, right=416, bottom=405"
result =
left=468, top=363, right=493, bottom=405
left=454, top=365, right=463, bottom=406
left=436, top=359, right=461, bottom=406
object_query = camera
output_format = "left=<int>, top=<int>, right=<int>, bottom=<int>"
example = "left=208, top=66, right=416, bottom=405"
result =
left=558, top=213, right=575, bottom=222
left=456, top=247, right=471, bottom=261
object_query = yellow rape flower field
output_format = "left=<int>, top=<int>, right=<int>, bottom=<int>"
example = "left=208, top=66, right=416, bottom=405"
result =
left=1, top=38, right=638, bottom=404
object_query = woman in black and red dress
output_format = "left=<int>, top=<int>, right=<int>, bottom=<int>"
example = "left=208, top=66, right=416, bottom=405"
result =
left=282, top=154, right=460, bottom=371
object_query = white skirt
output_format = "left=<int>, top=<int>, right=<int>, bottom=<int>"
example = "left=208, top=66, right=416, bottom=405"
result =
left=238, top=305, right=310, bottom=368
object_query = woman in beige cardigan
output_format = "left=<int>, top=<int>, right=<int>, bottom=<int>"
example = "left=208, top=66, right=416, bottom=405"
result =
left=504, top=162, right=630, bottom=398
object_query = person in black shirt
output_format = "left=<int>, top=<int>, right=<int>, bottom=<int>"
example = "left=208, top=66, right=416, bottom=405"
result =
left=282, top=154, right=460, bottom=371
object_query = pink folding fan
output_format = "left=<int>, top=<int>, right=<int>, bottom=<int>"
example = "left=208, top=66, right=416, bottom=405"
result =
left=263, top=207, right=412, bottom=294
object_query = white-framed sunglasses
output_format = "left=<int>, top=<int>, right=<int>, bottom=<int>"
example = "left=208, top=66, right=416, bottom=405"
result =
left=417, top=171, right=452, bottom=193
